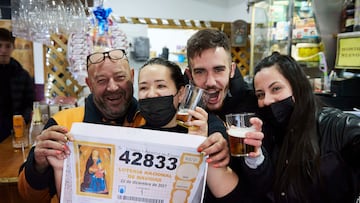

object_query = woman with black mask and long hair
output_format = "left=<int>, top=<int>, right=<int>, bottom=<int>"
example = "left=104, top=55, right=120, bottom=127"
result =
left=253, top=52, right=360, bottom=203
left=136, top=57, right=241, bottom=202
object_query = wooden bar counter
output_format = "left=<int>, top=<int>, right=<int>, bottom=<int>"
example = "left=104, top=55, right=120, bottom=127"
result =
left=0, top=135, right=30, bottom=203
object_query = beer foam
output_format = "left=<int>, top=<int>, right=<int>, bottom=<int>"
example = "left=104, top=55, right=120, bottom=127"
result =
left=227, top=127, right=255, bottom=138
left=177, top=110, right=189, bottom=115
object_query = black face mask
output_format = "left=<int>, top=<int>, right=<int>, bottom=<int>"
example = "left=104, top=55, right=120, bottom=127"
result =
left=139, top=95, right=177, bottom=128
left=258, top=96, right=294, bottom=127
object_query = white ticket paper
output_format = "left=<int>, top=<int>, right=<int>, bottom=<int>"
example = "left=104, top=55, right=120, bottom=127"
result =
left=60, top=122, right=207, bottom=203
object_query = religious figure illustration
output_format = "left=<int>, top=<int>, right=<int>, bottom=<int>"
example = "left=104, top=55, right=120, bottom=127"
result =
left=80, top=149, right=109, bottom=194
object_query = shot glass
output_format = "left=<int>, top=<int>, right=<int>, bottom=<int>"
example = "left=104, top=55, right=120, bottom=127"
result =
left=225, top=113, right=256, bottom=157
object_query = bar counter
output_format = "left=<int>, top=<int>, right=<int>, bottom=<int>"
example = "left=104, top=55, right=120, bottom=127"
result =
left=0, top=135, right=30, bottom=202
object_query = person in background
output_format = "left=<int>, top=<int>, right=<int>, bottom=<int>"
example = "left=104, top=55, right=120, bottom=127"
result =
left=0, top=28, right=34, bottom=142
left=185, top=28, right=271, bottom=202
left=253, top=52, right=360, bottom=202
left=137, top=57, right=239, bottom=199
left=18, top=49, right=231, bottom=202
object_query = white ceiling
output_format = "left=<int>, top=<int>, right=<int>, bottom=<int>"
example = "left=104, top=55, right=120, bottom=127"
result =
left=192, top=0, right=248, bottom=8
left=104, top=0, right=250, bottom=22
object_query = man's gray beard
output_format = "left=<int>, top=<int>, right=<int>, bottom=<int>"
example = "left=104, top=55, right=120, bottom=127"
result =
left=93, top=96, right=131, bottom=120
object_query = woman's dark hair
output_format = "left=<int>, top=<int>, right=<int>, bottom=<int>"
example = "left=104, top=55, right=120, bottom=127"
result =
left=254, top=52, right=322, bottom=202
left=140, top=57, right=186, bottom=90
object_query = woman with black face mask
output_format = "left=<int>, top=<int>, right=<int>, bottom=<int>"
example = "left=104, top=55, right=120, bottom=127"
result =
left=253, top=52, right=360, bottom=203
left=137, top=57, right=206, bottom=134
left=137, top=57, right=239, bottom=201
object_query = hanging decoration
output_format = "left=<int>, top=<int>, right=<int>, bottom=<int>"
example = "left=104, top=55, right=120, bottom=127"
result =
left=93, top=6, right=112, bottom=36
left=66, top=5, right=129, bottom=86
left=11, top=1, right=129, bottom=87
left=91, top=6, right=113, bottom=50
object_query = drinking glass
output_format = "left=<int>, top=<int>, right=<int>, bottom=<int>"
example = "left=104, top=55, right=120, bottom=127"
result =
left=176, top=84, right=208, bottom=129
left=225, top=113, right=256, bottom=157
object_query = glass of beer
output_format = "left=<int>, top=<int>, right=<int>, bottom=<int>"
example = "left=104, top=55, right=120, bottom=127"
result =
left=225, top=113, right=255, bottom=157
left=176, top=84, right=208, bottom=129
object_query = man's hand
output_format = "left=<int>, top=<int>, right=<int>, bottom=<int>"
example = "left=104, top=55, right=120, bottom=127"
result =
left=197, top=132, right=229, bottom=168
left=34, top=125, right=73, bottom=173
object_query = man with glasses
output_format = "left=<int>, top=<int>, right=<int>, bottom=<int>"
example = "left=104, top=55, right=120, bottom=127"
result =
left=18, top=48, right=139, bottom=202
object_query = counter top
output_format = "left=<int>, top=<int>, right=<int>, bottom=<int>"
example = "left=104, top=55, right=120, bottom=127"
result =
left=0, top=136, right=30, bottom=183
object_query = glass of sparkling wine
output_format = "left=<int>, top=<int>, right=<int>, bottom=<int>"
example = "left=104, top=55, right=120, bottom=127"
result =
left=225, top=113, right=256, bottom=157
left=176, top=84, right=208, bottom=129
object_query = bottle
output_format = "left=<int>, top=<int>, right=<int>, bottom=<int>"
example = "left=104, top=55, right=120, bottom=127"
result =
left=12, top=115, right=29, bottom=148
left=29, top=102, right=44, bottom=146
left=341, top=0, right=355, bottom=32
left=354, top=0, right=360, bottom=31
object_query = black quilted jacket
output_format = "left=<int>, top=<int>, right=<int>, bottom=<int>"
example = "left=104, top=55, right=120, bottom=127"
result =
left=0, top=58, right=34, bottom=141
left=9, top=58, right=34, bottom=123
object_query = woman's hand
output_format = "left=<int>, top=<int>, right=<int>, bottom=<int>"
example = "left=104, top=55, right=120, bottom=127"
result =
left=245, top=117, right=264, bottom=158
left=186, top=107, right=208, bottom=136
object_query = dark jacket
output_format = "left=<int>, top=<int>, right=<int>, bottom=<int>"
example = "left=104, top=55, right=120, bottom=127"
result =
left=18, top=94, right=138, bottom=201
left=203, top=68, right=273, bottom=203
left=315, top=107, right=360, bottom=203
left=204, top=146, right=273, bottom=203
left=265, top=107, right=360, bottom=203
left=0, top=58, right=34, bottom=141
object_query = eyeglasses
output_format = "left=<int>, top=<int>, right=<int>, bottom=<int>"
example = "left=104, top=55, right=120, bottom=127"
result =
left=87, top=49, right=127, bottom=67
